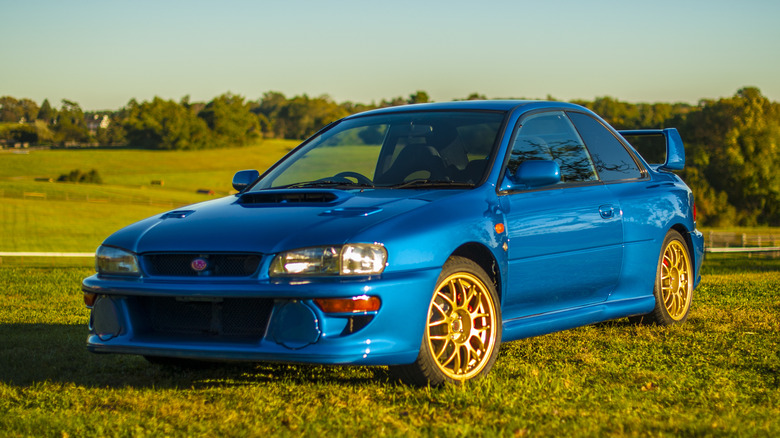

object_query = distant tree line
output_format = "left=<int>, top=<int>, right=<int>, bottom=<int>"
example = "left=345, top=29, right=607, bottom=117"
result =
left=1, top=88, right=778, bottom=226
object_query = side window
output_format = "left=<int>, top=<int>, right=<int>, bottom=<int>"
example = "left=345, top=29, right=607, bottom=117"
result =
left=508, top=111, right=598, bottom=183
left=567, top=111, right=643, bottom=181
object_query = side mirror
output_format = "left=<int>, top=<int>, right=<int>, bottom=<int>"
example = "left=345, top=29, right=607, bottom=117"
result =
left=232, top=169, right=260, bottom=192
left=500, top=160, right=561, bottom=191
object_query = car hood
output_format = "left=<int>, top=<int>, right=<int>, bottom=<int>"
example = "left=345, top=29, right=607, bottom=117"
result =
left=103, top=189, right=461, bottom=254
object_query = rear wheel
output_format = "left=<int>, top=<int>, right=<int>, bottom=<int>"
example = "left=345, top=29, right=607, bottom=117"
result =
left=390, top=256, right=501, bottom=385
left=633, top=230, right=693, bottom=325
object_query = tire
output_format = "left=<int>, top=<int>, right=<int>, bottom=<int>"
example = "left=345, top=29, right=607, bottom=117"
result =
left=632, top=230, right=694, bottom=325
left=390, top=256, right=502, bottom=385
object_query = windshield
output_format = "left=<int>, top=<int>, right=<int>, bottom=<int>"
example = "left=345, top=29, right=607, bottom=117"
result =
left=253, top=111, right=506, bottom=190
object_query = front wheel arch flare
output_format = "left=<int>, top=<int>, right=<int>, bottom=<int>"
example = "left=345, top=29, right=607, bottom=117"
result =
left=451, top=243, right=502, bottom=302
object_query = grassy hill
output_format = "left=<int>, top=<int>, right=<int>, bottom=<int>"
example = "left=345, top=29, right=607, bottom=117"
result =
left=0, top=139, right=297, bottom=252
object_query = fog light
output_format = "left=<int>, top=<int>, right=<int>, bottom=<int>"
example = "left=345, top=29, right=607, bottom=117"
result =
left=92, top=296, right=121, bottom=341
left=314, top=295, right=381, bottom=314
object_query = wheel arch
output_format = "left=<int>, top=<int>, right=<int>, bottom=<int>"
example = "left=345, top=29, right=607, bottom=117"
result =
left=670, top=222, right=697, bottom=268
left=451, top=242, right=502, bottom=302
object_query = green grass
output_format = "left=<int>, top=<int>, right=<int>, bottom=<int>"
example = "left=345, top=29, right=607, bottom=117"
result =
left=0, top=198, right=174, bottom=252
left=0, top=139, right=297, bottom=193
left=0, top=254, right=778, bottom=436
left=0, top=140, right=298, bottom=252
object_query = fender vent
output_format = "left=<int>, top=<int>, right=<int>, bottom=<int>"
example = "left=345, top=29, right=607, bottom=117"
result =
left=238, top=191, right=338, bottom=204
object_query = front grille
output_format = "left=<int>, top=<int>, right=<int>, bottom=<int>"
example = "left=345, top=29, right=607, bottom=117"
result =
left=137, top=297, right=273, bottom=338
left=143, top=253, right=262, bottom=277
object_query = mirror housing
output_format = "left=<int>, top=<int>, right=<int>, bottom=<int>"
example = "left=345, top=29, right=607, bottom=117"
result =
left=232, top=169, right=260, bottom=192
left=500, top=160, right=561, bottom=191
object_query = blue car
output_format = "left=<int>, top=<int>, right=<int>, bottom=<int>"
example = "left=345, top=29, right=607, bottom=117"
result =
left=82, top=100, right=704, bottom=385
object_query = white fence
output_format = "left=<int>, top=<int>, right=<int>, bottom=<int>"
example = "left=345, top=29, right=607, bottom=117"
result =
left=705, top=232, right=780, bottom=254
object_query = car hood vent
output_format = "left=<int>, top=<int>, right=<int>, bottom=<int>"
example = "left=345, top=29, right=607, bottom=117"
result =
left=238, top=190, right=340, bottom=205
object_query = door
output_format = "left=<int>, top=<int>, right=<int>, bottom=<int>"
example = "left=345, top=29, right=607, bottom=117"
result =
left=500, top=111, right=623, bottom=319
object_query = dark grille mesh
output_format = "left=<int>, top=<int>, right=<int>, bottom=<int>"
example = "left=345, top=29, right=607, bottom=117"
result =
left=138, top=297, right=273, bottom=338
left=143, top=253, right=261, bottom=277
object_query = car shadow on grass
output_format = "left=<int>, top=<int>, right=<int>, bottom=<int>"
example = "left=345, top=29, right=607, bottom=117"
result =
left=0, top=323, right=389, bottom=389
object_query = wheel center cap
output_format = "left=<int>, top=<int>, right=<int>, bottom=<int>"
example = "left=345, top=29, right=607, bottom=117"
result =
left=450, top=317, right=463, bottom=333
left=670, top=268, right=680, bottom=291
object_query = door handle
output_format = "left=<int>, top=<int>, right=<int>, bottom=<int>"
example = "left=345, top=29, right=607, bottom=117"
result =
left=599, top=205, right=615, bottom=219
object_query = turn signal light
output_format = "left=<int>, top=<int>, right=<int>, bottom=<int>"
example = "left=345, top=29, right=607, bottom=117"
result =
left=84, top=293, right=97, bottom=308
left=314, top=295, right=381, bottom=314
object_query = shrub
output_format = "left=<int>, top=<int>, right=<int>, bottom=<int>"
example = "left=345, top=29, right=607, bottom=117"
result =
left=57, top=168, right=103, bottom=184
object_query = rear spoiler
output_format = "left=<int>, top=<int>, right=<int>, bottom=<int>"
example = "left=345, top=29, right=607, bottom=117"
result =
left=618, top=128, right=685, bottom=171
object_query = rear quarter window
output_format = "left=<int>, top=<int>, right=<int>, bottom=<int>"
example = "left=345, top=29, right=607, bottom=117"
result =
left=568, top=111, right=643, bottom=181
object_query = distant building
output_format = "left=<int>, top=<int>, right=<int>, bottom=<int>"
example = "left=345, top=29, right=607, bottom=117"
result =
left=86, top=114, right=110, bottom=133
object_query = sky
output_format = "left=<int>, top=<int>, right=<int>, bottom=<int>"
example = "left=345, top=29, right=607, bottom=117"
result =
left=2, top=0, right=779, bottom=111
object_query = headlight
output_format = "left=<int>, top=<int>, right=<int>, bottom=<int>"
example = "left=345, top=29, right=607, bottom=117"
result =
left=270, top=244, right=387, bottom=277
left=96, top=245, right=140, bottom=276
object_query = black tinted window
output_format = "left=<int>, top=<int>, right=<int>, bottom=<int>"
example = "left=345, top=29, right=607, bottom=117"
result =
left=568, top=112, right=642, bottom=181
left=509, top=111, right=597, bottom=183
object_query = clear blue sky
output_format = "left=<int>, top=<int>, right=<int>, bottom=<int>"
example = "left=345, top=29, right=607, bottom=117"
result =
left=2, top=0, right=778, bottom=110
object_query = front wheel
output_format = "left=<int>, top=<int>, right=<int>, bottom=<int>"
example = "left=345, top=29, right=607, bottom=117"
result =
left=633, top=230, right=694, bottom=325
left=390, top=256, right=502, bottom=385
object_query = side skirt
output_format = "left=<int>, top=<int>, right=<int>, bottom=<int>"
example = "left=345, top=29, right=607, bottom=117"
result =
left=501, top=295, right=656, bottom=342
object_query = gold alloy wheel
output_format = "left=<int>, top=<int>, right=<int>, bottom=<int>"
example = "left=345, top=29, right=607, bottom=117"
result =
left=660, top=239, right=692, bottom=320
left=426, top=272, right=498, bottom=380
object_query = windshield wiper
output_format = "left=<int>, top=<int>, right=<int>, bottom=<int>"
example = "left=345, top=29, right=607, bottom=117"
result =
left=388, top=179, right=475, bottom=189
left=274, top=179, right=374, bottom=189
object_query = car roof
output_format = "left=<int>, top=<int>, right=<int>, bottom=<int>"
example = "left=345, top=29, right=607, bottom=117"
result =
left=345, top=100, right=591, bottom=119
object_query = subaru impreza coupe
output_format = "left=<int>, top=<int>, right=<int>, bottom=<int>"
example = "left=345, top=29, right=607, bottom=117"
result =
left=82, top=100, right=704, bottom=385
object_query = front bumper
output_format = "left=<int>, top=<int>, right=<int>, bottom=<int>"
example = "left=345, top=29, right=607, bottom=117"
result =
left=82, top=268, right=439, bottom=366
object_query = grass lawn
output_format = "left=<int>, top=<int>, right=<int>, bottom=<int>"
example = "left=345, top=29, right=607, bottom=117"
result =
left=0, top=254, right=778, bottom=436
left=0, top=139, right=296, bottom=192
left=0, top=140, right=296, bottom=253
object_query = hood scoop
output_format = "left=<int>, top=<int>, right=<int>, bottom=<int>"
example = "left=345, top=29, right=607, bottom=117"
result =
left=161, top=210, right=195, bottom=219
left=238, top=190, right=344, bottom=205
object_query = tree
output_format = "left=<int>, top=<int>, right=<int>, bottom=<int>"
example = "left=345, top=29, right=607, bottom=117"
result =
left=272, top=94, right=350, bottom=140
left=408, top=91, right=430, bottom=104
left=677, top=87, right=780, bottom=225
left=251, top=91, right=288, bottom=138
left=123, top=97, right=212, bottom=150
left=198, top=93, right=260, bottom=147
left=54, top=99, right=90, bottom=145
left=37, top=99, right=57, bottom=124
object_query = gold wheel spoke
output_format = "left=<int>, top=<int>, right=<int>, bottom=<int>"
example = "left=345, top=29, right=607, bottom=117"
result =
left=468, top=336, right=485, bottom=355
left=472, top=311, right=489, bottom=320
left=448, top=279, right=462, bottom=304
left=428, top=319, right=447, bottom=328
left=437, top=290, right=455, bottom=310
left=445, top=346, right=461, bottom=373
left=435, top=339, right=454, bottom=361
left=431, top=301, right=448, bottom=319
left=462, top=282, right=478, bottom=307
